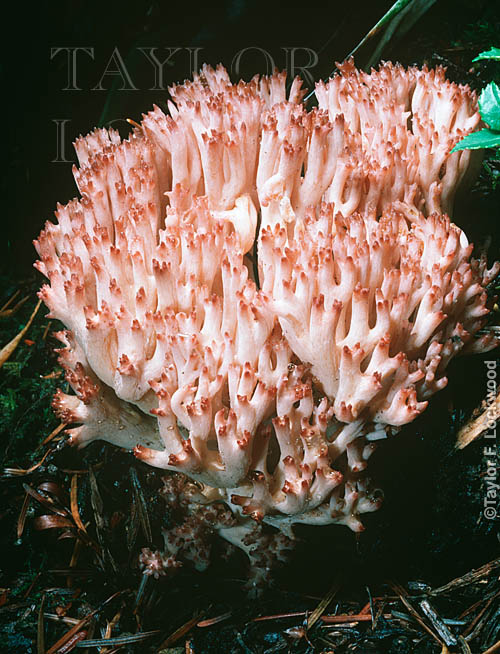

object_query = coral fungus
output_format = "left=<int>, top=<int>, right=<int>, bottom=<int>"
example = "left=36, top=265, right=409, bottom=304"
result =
left=34, top=61, right=498, bottom=587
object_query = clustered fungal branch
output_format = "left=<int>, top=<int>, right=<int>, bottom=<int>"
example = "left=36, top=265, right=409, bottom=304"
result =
left=34, top=61, right=499, bottom=588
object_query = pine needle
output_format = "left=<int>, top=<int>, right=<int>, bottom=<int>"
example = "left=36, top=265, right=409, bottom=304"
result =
left=0, top=298, right=42, bottom=369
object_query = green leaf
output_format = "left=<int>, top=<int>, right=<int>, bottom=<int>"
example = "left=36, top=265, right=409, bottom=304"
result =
left=479, top=82, right=500, bottom=130
left=306, top=0, right=436, bottom=100
left=451, top=129, right=500, bottom=152
left=349, top=0, right=437, bottom=68
left=473, top=47, right=500, bottom=62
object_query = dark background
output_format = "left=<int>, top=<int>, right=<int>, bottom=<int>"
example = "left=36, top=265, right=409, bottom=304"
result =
left=2, top=0, right=396, bottom=275
left=7, top=0, right=499, bottom=275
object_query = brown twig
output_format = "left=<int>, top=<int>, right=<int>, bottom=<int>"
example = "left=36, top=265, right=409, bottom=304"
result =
left=197, top=612, right=233, bottom=628
left=157, top=614, right=202, bottom=650
left=38, top=423, right=66, bottom=449
left=389, top=582, right=443, bottom=647
left=17, top=491, right=31, bottom=539
left=0, top=289, right=21, bottom=313
left=430, top=559, right=500, bottom=596
left=23, top=572, right=42, bottom=599
left=323, top=613, right=393, bottom=624
left=69, top=475, right=87, bottom=534
left=482, top=640, right=500, bottom=654
left=2, top=446, right=56, bottom=477
left=45, top=590, right=125, bottom=654
left=23, top=483, right=69, bottom=518
left=77, top=630, right=160, bottom=647
left=253, top=611, right=308, bottom=622
left=0, top=298, right=42, bottom=368
left=462, top=592, right=500, bottom=638
left=307, top=581, right=340, bottom=630
left=419, top=599, right=457, bottom=647
left=456, top=390, right=500, bottom=449
left=37, top=593, right=46, bottom=654
left=42, top=320, right=52, bottom=340
left=0, top=294, right=30, bottom=319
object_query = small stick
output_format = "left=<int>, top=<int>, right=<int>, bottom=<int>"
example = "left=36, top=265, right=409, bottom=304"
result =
left=126, top=118, right=142, bottom=129
left=0, top=289, right=21, bottom=313
left=38, top=423, right=67, bottom=449
left=46, top=590, right=125, bottom=654
left=44, top=614, right=80, bottom=625
left=70, top=475, right=87, bottom=533
left=42, top=320, right=52, bottom=340
left=77, top=630, right=160, bottom=647
left=372, top=601, right=386, bottom=630
left=457, top=390, right=500, bottom=449
left=37, top=593, right=46, bottom=654
left=253, top=611, right=307, bottom=622
left=307, top=582, right=340, bottom=630
left=419, top=600, right=457, bottom=647
left=133, top=574, right=149, bottom=613
left=0, top=294, right=30, bottom=319
left=462, top=592, right=500, bottom=638
left=0, top=298, right=42, bottom=368
left=197, top=612, right=232, bottom=628
left=23, top=572, right=42, bottom=599
left=40, top=370, right=62, bottom=380
left=323, top=613, right=393, bottom=624
left=430, top=559, right=500, bottom=596
left=390, top=582, right=443, bottom=647
left=17, top=491, right=31, bottom=539
left=482, top=640, right=500, bottom=654
left=158, top=614, right=202, bottom=649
